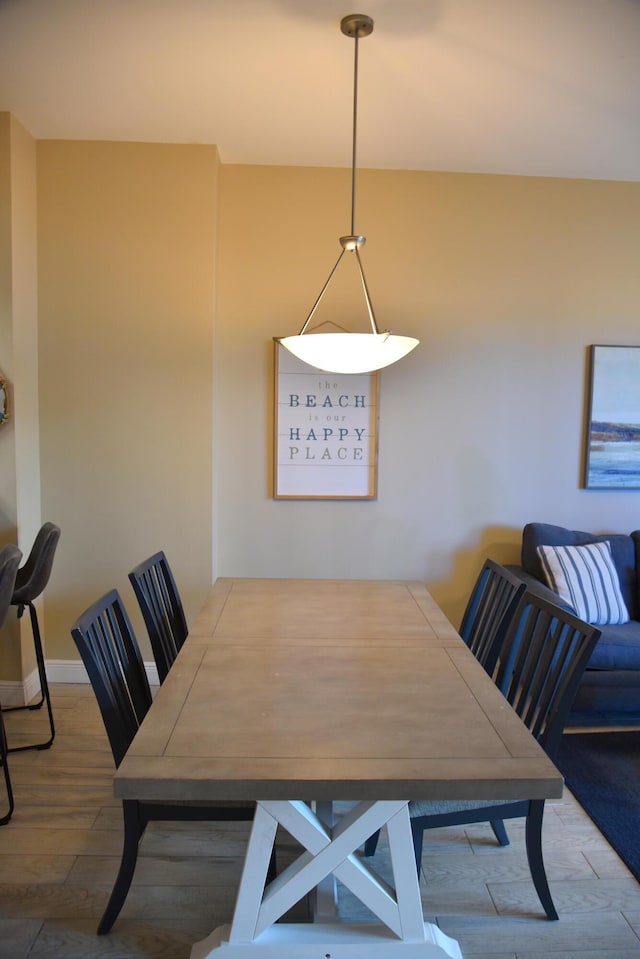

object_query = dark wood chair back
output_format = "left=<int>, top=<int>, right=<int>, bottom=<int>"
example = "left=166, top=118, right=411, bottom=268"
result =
left=128, top=551, right=188, bottom=684
left=496, top=591, right=601, bottom=760
left=459, top=559, right=526, bottom=674
left=71, top=589, right=153, bottom=767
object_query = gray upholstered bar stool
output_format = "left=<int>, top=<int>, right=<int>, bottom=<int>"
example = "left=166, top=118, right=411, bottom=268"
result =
left=4, top=522, right=60, bottom=752
left=0, top=544, right=23, bottom=824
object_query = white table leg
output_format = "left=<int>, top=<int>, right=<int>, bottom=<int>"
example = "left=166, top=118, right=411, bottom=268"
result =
left=191, top=799, right=462, bottom=959
left=313, top=800, right=339, bottom=921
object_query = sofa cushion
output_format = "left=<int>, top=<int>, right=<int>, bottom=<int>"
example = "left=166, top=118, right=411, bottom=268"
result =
left=588, top=620, right=640, bottom=670
left=522, top=523, right=638, bottom=619
left=537, top=541, right=629, bottom=625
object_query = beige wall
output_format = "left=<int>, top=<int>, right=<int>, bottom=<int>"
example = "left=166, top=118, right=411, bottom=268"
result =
left=37, top=141, right=218, bottom=660
left=0, top=114, right=20, bottom=679
left=7, top=135, right=640, bottom=665
left=0, top=114, right=18, bottom=543
left=10, top=116, right=41, bottom=681
left=217, top=166, right=640, bottom=624
left=0, top=114, right=40, bottom=681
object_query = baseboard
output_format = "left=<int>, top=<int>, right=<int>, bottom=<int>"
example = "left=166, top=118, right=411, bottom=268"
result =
left=47, top=659, right=160, bottom=687
left=0, top=668, right=42, bottom=708
left=46, top=659, right=90, bottom=684
left=0, top=659, right=159, bottom=706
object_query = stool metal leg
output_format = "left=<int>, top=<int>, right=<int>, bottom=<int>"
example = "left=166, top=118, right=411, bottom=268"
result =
left=4, top=602, right=45, bottom=710
left=0, top=708, right=14, bottom=825
left=4, top=601, right=55, bottom=752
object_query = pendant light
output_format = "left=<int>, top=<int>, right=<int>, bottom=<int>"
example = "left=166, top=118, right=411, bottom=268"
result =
left=278, top=14, right=419, bottom=375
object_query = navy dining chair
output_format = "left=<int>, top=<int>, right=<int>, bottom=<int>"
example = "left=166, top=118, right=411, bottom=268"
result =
left=365, top=591, right=601, bottom=921
left=365, top=559, right=526, bottom=857
left=71, top=588, right=273, bottom=933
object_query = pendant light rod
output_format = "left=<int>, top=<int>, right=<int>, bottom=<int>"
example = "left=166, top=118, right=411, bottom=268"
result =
left=298, top=14, right=378, bottom=338
left=350, top=30, right=359, bottom=235
left=298, top=248, right=346, bottom=336
left=354, top=246, right=379, bottom=335
left=341, top=13, right=373, bottom=238
left=278, top=14, right=419, bottom=374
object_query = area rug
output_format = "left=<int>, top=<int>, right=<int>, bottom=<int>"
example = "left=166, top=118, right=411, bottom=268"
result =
left=568, top=710, right=640, bottom=728
left=555, top=729, right=640, bottom=882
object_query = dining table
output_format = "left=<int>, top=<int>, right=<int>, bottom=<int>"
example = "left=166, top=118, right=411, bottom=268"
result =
left=113, top=577, right=563, bottom=959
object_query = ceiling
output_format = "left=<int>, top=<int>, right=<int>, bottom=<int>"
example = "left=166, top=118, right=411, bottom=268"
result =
left=1, top=0, right=639, bottom=180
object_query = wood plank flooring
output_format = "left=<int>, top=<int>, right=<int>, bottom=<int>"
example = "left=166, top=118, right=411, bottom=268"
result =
left=1, top=684, right=640, bottom=958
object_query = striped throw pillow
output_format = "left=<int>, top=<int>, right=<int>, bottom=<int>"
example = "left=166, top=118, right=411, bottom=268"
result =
left=537, top=540, right=629, bottom=625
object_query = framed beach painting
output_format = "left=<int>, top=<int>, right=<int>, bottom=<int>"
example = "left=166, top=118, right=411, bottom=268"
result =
left=273, top=341, right=379, bottom=499
left=585, top=345, right=640, bottom=489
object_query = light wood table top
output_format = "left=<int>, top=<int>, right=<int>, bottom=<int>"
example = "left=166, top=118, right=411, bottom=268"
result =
left=114, top=578, right=562, bottom=804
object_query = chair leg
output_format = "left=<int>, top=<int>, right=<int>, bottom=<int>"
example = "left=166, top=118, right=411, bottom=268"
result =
left=363, top=828, right=381, bottom=857
left=6, top=602, right=55, bottom=752
left=0, top=710, right=14, bottom=826
left=525, top=800, right=558, bottom=921
left=98, top=801, right=144, bottom=934
left=490, top=819, right=509, bottom=846
left=3, top=603, right=44, bottom=711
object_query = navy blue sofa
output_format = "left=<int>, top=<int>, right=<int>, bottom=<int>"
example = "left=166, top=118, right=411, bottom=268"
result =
left=507, top=522, right=640, bottom=715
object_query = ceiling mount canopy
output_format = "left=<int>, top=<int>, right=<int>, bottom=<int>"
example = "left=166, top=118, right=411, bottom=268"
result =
left=278, top=13, right=420, bottom=375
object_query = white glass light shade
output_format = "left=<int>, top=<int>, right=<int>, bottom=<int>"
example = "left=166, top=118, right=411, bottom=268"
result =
left=279, top=332, right=420, bottom=374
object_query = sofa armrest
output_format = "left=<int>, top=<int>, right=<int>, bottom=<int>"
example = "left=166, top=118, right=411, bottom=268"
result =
left=504, top=565, right=574, bottom=612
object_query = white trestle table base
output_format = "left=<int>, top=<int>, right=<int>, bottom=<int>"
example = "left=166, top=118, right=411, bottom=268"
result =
left=192, top=923, right=461, bottom=959
left=190, top=799, right=462, bottom=959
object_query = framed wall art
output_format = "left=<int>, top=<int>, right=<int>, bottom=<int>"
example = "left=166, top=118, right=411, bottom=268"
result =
left=0, top=373, right=9, bottom=427
left=584, top=344, right=640, bottom=489
left=273, top=341, right=379, bottom=499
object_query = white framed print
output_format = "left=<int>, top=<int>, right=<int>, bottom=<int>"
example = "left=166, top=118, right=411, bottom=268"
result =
left=273, top=342, right=379, bottom=500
